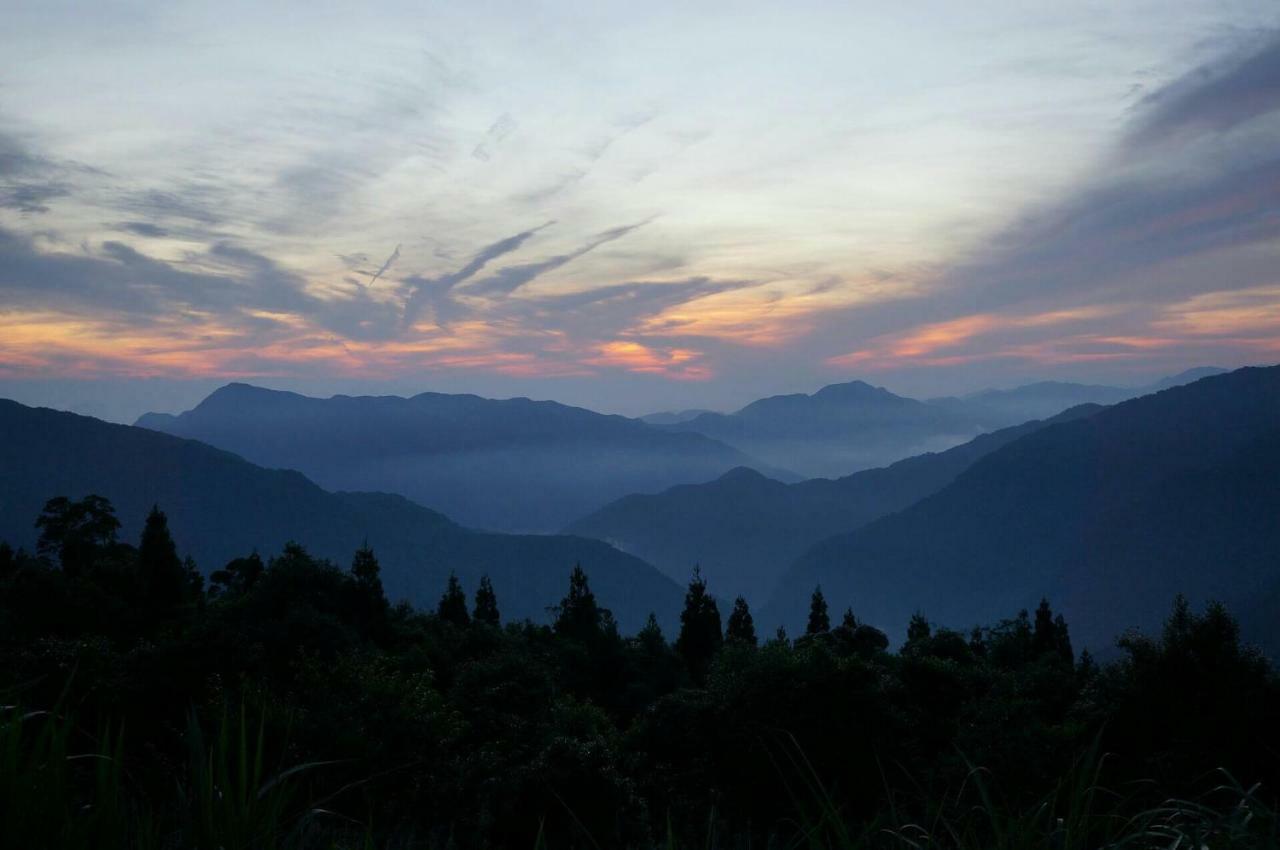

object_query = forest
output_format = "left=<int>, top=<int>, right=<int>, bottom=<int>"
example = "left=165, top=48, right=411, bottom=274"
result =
left=2, top=494, right=1277, bottom=849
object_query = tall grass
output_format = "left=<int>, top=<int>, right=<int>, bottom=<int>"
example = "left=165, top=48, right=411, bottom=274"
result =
left=1, top=700, right=1275, bottom=848
left=0, top=696, right=361, bottom=849
left=763, top=732, right=1280, bottom=850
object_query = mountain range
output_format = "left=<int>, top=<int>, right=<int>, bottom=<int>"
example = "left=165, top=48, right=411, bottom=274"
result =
left=650, top=368, right=1225, bottom=478
left=762, top=366, right=1280, bottom=654
left=137, top=384, right=768, bottom=533
left=566, top=404, right=1101, bottom=603
left=0, top=400, right=682, bottom=632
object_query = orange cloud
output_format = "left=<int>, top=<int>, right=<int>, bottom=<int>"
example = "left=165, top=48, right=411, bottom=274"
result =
left=827, top=306, right=1118, bottom=368
left=1153, top=285, right=1280, bottom=337
left=584, top=341, right=712, bottom=380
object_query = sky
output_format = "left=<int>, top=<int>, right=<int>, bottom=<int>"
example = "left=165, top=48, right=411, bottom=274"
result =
left=1, top=0, right=1279, bottom=420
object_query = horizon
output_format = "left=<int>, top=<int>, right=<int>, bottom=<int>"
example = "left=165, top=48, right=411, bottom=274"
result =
left=3, top=2, right=1279, bottom=419
left=0, top=361, right=1240, bottom=424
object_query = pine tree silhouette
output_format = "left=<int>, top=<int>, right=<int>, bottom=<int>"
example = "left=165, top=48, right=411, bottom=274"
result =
left=675, top=567, right=722, bottom=682
left=137, top=505, right=186, bottom=608
left=806, top=585, right=830, bottom=635
left=554, top=564, right=602, bottom=643
left=438, top=572, right=471, bottom=626
left=726, top=596, right=757, bottom=646
left=473, top=574, right=500, bottom=626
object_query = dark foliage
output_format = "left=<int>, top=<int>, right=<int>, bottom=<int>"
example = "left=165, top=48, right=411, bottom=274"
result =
left=2, top=496, right=1278, bottom=848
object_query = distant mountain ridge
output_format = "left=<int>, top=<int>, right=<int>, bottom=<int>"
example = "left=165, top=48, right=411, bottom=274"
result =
left=660, top=380, right=981, bottom=478
left=566, top=405, right=1102, bottom=602
left=764, top=365, right=1280, bottom=654
left=136, top=384, right=772, bottom=533
left=649, top=370, right=1226, bottom=478
left=927, top=367, right=1228, bottom=428
left=0, top=399, right=683, bottom=631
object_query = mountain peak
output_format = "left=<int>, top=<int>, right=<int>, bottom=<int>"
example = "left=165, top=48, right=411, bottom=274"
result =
left=812, top=380, right=896, bottom=401
left=716, top=466, right=774, bottom=485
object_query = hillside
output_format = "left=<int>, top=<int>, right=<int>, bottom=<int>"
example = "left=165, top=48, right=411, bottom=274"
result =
left=136, top=384, right=766, bottom=533
left=0, top=400, right=682, bottom=631
left=765, top=366, right=1280, bottom=653
left=566, top=405, right=1101, bottom=602
left=662, top=380, right=981, bottom=477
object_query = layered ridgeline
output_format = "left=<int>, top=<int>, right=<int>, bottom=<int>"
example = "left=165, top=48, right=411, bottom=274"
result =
left=658, top=380, right=979, bottom=479
left=137, top=384, right=770, bottom=533
left=927, top=367, right=1226, bottom=432
left=566, top=405, right=1102, bottom=603
left=0, top=400, right=682, bottom=631
left=765, top=366, right=1280, bottom=654
left=654, top=369, right=1221, bottom=479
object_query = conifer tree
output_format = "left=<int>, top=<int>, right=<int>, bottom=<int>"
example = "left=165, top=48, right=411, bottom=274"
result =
left=350, top=543, right=388, bottom=624
left=806, top=585, right=830, bottom=635
left=438, top=572, right=471, bottom=626
left=554, top=564, right=602, bottom=643
left=351, top=542, right=383, bottom=593
left=675, top=567, right=722, bottom=681
left=473, top=574, right=500, bottom=626
left=138, top=505, right=185, bottom=608
left=906, top=612, right=932, bottom=644
left=840, top=607, right=858, bottom=630
left=726, top=596, right=757, bottom=646
left=1053, top=613, right=1074, bottom=665
left=636, top=612, right=666, bottom=653
left=1033, top=598, right=1056, bottom=657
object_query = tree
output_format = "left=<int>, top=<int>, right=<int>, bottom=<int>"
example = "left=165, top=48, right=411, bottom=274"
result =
left=906, top=612, right=932, bottom=644
left=183, top=556, right=204, bottom=601
left=137, top=505, right=186, bottom=608
left=35, top=495, right=121, bottom=576
left=553, top=564, right=602, bottom=642
left=0, top=542, right=14, bottom=579
left=806, top=585, right=830, bottom=635
left=1053, top=613, right=1074, bottom=665
left=635, top=612, right=666, bottom=653
left=675, top=567, right=722, bottom=682
left=726, top=596, right=757, bottom=646
left=350, top=542, right=389, bottom=626
left=438, top=572, right=471, bottom=626
left=1032, top=598, right=1056, bottom=657
left=473, top=574, right=500, bottom=626
left=351, top=542, right=384, bottom=594
left=969, top=626, right=987, bottom=658
left=210, top=552, right=263, bottom=597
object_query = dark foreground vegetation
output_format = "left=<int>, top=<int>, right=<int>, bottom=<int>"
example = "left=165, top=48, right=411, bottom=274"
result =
left=3, top=495, right=1278, bottom=849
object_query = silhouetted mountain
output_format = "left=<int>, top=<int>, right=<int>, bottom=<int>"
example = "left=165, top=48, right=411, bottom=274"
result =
left=766, top=366, right=1280, bottom=654
left=566, top=405, right=1101, bottom=602
left=927, top=367, right=1229, bottom=430
left=638, top=409, right=716, bottom=425
left=0, top=399, right=682, bottom=631
left=135, top=384, right=767, bottom=532
left=662, top=380, right=982, bottom=477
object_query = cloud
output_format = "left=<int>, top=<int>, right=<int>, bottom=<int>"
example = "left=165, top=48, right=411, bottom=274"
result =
left=583, top=340, right=711, bottom=380
left=400, top=222, right=554, bottom=328
left=117, top=221, right=169, bottom=238
left=367, top=243, right=400, bottom=286
left=118, top=187, right=228, bottom=226
left=807, top=31, right=1280, bottom=374
left=459, top=219, right=652, bottom=299
left=0, top=129, right=74, bottom=213
left=1125, top=33, right=1280, bottom=149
